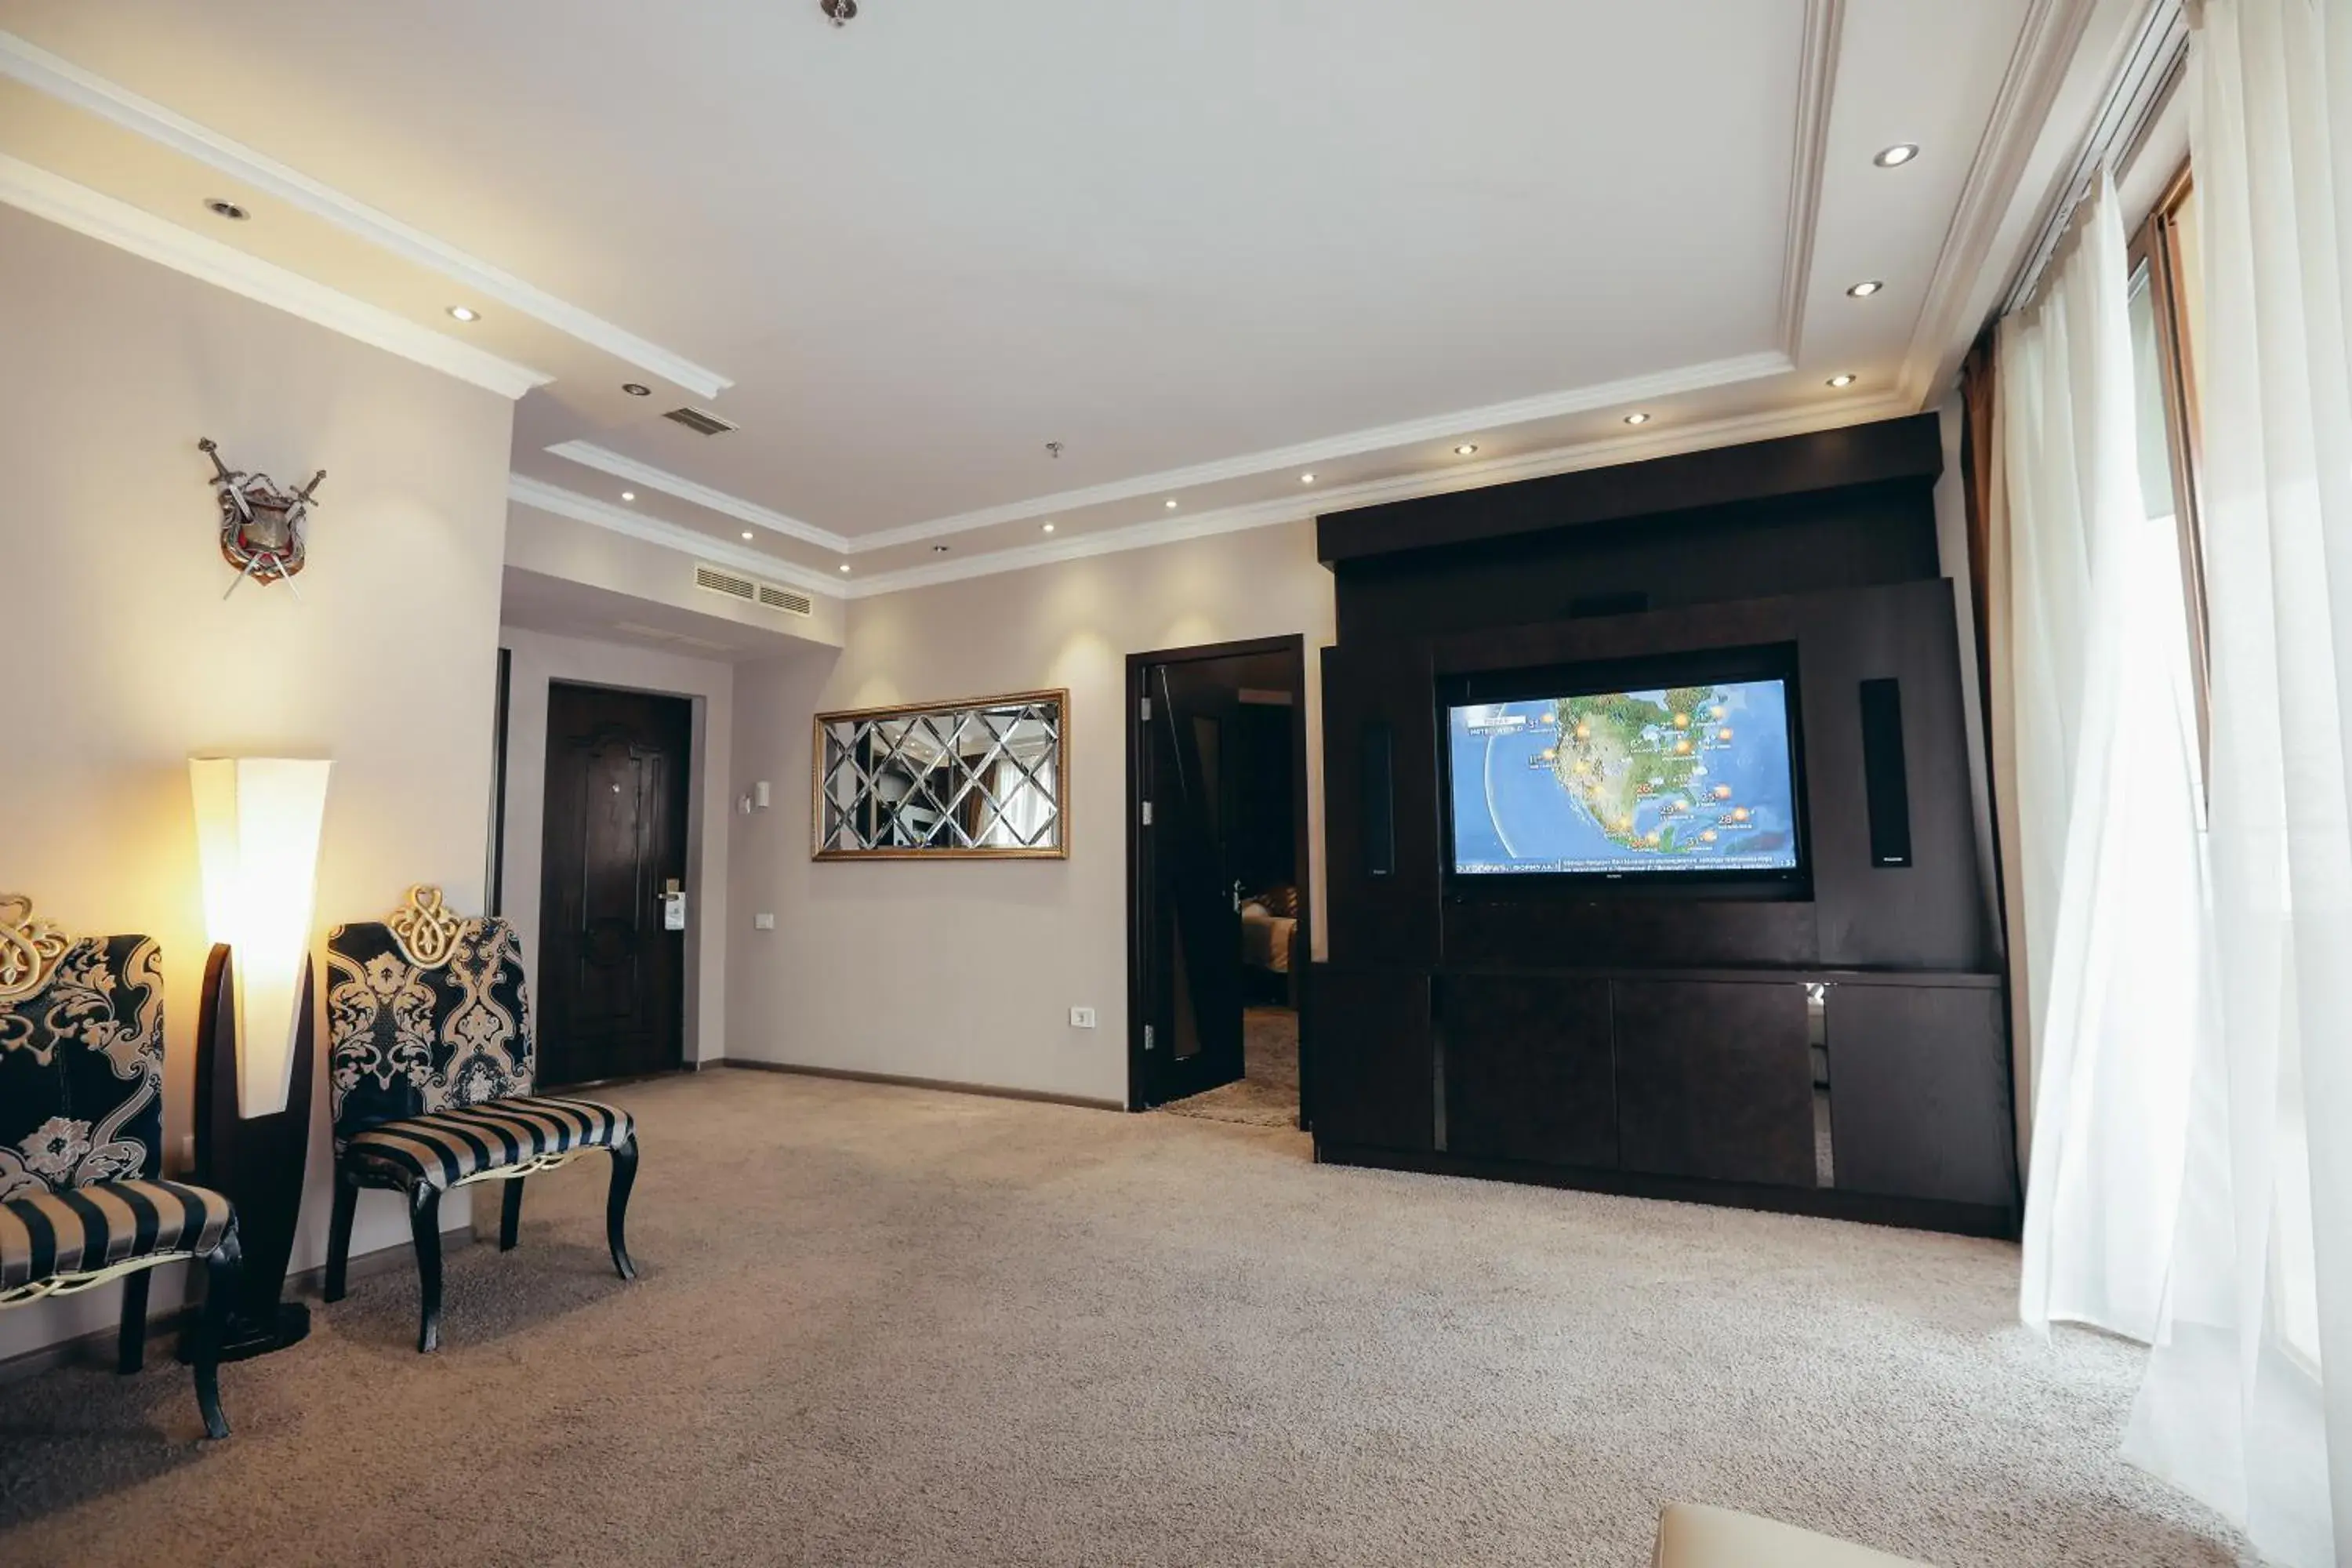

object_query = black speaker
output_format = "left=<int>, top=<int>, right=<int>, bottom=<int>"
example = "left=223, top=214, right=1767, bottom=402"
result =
left=1858, top=678, right=1912, bottom=869
left=1361, top=722, right=1395, bottom=877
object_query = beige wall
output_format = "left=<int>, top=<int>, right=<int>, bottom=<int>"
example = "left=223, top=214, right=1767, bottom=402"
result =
left=0, top=205, right=514, bottom=1358
left=726, top=519, right=1334, bottom=1104
left=497, top=627, right=734, bottom=1065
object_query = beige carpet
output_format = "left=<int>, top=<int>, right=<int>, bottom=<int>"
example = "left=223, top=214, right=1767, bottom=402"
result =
left=1157, top=1006, right=1301, bottom=1127
left=0, top=1070, right=2251, bottom=1567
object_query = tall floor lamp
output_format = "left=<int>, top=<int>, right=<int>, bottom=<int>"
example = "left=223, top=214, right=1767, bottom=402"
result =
left=189, top=757, right=331, bottom=1360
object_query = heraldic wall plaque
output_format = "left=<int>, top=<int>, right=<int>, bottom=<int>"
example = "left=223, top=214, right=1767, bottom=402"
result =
left=200, top=437, right=325, bottom=598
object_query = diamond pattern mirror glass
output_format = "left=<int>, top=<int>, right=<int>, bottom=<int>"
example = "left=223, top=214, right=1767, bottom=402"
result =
left=815, top=691, right=1069, bottom=859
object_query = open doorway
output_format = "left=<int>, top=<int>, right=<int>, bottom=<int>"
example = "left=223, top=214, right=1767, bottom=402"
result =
left=1127, top=635, right=1309, bottom=1127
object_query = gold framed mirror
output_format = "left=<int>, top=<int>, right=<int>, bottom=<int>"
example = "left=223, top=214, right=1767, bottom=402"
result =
left=813, top=690, right=1069, bottom=860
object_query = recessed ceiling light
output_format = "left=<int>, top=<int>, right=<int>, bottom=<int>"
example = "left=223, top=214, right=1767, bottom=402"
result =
left=621, top=491, right=636, bottom=502
left=622, top=383, right=652, bottom=397
left=1875, top=143, right=1921, bottom=168
left=742, top=531, right=755, bottom=540
left=1165, top=499, right=1179, bottom=510
left=840, top=564, right=851, bottom=574
left=445, top=305, right=481, bottom=323
left=204, top=198, right=249, bottom=221
left=1828, top=372, right=1857, bottom=388
left=1454, top=444, right=1479, bottom=456
left=1848, top=280, right=1885, bottom=298
left=1624, top=412, right=1652, bottom=426
left=1300, top=473, right=1316, bottom=485
left=1042, top=522, right=1056, bottom=533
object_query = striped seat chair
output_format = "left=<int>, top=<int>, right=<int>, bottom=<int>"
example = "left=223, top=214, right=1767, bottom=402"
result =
left=322, top=886, right=639, bottom=1352
left=0, top=896, right=241, bottom=1438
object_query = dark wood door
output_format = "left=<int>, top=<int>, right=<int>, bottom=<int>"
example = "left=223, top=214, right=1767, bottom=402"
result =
left=538, top=683, right=691, bottom=1087
left=1306, top=967, right=1433, bottom=1152
left=1138, top=660, right=1247, bottom=1104
left=1612, top=979, right=1813, bottom=1187
left=1442, top=974, right=1617, bottom=1167
left=1825, top=982, right=2016, bottom=1207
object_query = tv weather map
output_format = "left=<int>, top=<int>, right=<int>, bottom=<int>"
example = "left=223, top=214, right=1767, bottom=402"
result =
left=1449, top=681, right=1799, bottom=876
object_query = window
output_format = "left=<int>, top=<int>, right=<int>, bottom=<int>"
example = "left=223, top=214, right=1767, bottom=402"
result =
left=2126, top=167, right=2208, bottom=763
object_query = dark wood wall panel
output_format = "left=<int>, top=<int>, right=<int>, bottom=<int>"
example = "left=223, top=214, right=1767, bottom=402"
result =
left=1305, top=966, right=1432, bottom=1153
left=1610, top=981, right=1814, bottom=1189
left=1440, top=975, right=1616, bottom=1167
left=1826, top=984, right=2017, bottom=1207
left=1334, top=484, right=1940, bottom=644
left=1320, top=643, right=1442, bottom=967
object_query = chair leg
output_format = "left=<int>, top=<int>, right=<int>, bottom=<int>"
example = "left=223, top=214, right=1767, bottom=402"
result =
left=324, top=1169, right=359, bottom=1305
left=197, top=1229, right=240, bottom=1440
left=606, top=1135, right=639, bottom=1282
left=499, top=1176, right=525, bottom=1252
left=408, top=1185, right=444, bottom=1354
left=118, top=1266, right=151, bottom=1375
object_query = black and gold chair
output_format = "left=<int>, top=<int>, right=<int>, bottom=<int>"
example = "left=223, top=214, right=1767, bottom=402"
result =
left=0, top=896, right=241, bottom=1439
left=321, top=886, right=639, bottom=1352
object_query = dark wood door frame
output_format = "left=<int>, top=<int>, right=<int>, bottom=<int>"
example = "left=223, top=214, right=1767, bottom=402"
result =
left=1125, top=633, right=1312, bottom=1118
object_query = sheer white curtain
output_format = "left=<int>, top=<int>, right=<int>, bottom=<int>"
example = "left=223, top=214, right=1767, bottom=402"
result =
left=2123, top=3, right=2352, bottom=1562
left=2001, top=172, right=2208, bottom=1345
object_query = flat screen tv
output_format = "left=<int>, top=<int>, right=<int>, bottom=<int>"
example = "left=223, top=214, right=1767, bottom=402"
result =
left=1442, top=648, right=1808, bottom=887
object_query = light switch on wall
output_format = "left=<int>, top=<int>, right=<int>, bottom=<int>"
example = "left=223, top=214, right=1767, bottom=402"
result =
left=1069, top=1007, right=1097, bottom=1029
left=754, top=913, right=776, bottom=931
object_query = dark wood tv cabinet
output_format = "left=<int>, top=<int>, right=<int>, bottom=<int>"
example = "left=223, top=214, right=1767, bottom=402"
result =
left=1304, top=416, right=2020, bottom=1240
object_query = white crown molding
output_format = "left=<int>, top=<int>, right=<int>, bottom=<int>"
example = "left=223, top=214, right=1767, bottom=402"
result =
left=0, top=154, right=550, bottom=398
left=1893, top=0, right=2100, bottom=405
left=0, top=28, right=731, bottom=401
left=507, top=474, right=846, bottom=597
left=851, top=349, right=1795, bottom=552
left=842, top=390, right=1915, bottom=599
left=1777, top=0, right=1845, bottom=358
left=544, top=441, right=850, bottom=554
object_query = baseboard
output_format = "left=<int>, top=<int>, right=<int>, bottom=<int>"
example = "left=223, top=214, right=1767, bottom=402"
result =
left=1315, top=1141, right=2021, bottom=1240
left=715, top=1058, right=1124, bottom=1112
left=0, top=1226, right=475, bottom=1386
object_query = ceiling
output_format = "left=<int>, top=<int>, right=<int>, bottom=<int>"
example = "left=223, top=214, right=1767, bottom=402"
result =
left=0, top=0, right=2103, bottom=597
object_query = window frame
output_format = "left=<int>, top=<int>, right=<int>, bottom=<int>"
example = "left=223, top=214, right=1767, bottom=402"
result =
left=2125, top=162, right=2210, bottom=768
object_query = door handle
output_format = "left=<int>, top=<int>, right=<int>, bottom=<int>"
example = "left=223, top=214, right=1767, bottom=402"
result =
left=659, top=881, right=688, bottom=931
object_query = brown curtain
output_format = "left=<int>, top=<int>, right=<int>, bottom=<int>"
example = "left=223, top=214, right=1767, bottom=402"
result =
left=1958, top=325, right=2013, bottom=975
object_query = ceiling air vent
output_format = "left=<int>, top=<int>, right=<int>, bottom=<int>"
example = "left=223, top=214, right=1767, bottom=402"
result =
left=694, top=564, right=757, bottom=602
left=693, top=563, right=813, bottom=619
left=757, top=583, right=814, bottom=616
left=663, top=405, right=738, bottom=436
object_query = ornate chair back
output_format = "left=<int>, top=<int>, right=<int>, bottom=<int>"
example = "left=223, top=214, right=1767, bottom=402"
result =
left=0, top=897, right=165, bottom=1200
left=323, top=886, right=535, bottom=1142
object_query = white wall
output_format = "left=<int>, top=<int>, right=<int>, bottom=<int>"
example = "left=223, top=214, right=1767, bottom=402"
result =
left=497, top=627, right=735, bottom=1065
left=725, top=518, right=1334, bottom=1105
left=0, top=204, right=514, bottom=1358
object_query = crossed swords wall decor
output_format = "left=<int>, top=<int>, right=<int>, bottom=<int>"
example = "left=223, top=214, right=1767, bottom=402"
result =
left=199, top=438, right=325, bottom=599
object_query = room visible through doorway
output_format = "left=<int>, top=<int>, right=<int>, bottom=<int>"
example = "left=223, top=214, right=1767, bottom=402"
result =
left=1127, top=637, right=1308, bottom=1129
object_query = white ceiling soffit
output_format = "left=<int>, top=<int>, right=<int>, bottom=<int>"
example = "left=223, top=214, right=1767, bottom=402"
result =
left=508, top=474, right=846, bottom=597
left=0, top=27, right=731, bottom=401
left=0, top=153, right=549, bottom=398
left=545, top=441, right=851, bottom=554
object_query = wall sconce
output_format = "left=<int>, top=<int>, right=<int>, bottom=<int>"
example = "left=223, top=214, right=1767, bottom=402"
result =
left=188, top=756, right=331, bottom=1358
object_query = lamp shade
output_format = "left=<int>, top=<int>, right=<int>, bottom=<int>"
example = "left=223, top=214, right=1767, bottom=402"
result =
left=190, top=757, right=332, bottom=1117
